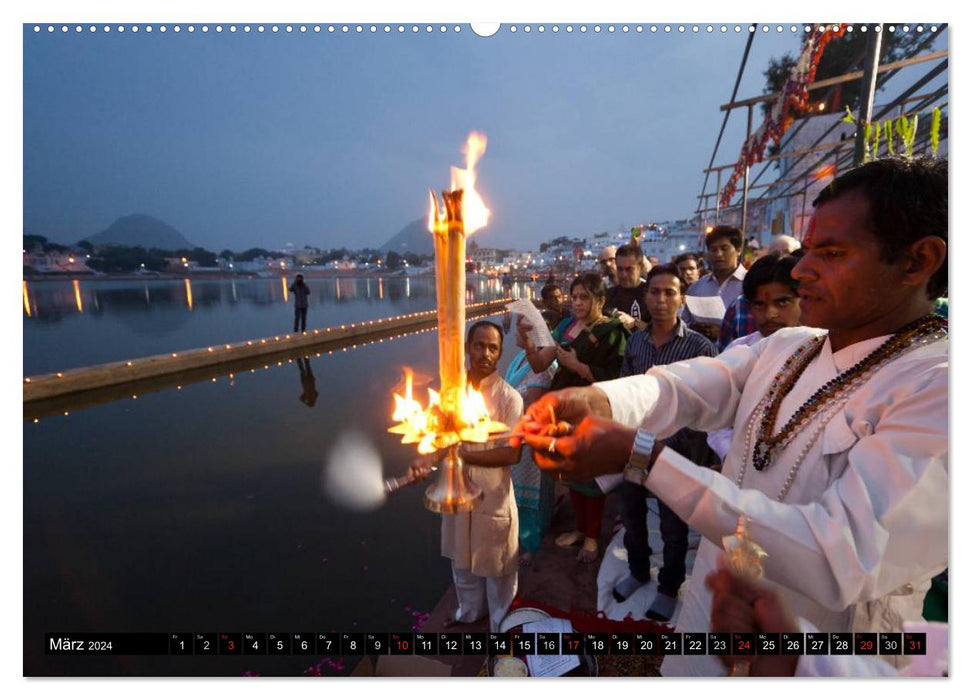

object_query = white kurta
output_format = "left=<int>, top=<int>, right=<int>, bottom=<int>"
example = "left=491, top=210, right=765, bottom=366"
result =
left=441, top=371, right=524, bottom=578
left=597, top=326, right=948, bottom=676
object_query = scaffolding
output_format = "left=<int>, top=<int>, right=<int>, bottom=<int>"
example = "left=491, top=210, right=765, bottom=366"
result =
left=695, top=24, right=948, bottom=245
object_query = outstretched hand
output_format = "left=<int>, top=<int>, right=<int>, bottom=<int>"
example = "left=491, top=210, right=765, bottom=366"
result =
left=513, top=387, right=634, bottom=482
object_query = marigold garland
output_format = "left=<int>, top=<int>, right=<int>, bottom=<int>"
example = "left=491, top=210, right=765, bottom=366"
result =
left=720, top=24, right=848, bottom=208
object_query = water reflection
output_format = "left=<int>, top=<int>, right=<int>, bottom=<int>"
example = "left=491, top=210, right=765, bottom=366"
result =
left=297, top=357, right=319, bottom=407
left=184, top=278, right=193, bottom=311
left=73, top=279, right=83, bottom=313
left=23, top=280, right=31, bottom=317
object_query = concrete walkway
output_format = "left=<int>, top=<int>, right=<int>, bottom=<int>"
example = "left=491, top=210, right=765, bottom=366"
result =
left=23, top=299, right=512, bottom=410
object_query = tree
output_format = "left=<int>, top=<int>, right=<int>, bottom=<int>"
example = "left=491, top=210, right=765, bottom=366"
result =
left=76, top=240, right=94, bottom=253
left=762, top=29, right=926, bottom=116
left=24, top=234, right=48, bottom=251
left=219, top=249, right=234, bottom=260
left=385, top=251, right=402, bottom=270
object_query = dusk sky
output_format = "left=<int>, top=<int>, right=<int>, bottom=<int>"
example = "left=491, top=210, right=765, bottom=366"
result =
left=22, top=19, right=946, bottom=253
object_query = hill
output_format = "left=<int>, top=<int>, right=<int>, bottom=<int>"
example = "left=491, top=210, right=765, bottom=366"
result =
left=379, top=217, right=433, bottom=256
left=85, top=214, right=195, bottom=250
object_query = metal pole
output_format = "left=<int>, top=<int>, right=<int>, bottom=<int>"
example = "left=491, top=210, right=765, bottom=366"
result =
left=741, top=104, right=753, bottom=234
left=715, top=169, right=722, bottom=222
left=854, top=24, right=884, bottom=165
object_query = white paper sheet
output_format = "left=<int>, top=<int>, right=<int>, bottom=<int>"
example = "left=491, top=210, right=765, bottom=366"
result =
left=522, top=618, right=581, bottom=677
left=685, top=295, right=726, bottom=325
left=505, top=298, right=557, bottom=348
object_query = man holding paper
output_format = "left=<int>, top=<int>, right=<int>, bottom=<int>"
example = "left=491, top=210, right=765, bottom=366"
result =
left=683, top=225, right=747, bottom=341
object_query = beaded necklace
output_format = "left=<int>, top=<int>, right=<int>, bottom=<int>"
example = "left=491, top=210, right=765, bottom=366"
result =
left=738, top=314, right=946, bottom=500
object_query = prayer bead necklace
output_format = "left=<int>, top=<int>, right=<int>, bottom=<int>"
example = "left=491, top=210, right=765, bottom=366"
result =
left=737, top=315, right=946, bottom=501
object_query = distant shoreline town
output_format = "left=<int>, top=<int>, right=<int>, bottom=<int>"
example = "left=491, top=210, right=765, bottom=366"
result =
left=24, top=220, right=720, bottom=282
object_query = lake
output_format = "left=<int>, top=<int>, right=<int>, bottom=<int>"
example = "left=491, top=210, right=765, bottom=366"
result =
left=23, top=275, right=533, bottom=676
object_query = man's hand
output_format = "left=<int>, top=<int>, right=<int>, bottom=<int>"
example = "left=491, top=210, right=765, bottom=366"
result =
left=515, top=387, right=613, bottom=435
left=616, top=311, right=637, bottom=330
left=706, top=557, right=800, bottom=676
left=407, top=451, right=440, bottom=482
left=522, top=415, right=635, bottom=482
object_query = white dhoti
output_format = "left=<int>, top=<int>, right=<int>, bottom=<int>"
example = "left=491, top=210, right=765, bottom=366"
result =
left=451, top=562, right=518, bottom=632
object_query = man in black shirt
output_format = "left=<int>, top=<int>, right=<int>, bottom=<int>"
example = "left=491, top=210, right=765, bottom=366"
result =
left=605, top=243, right=650, bottom=332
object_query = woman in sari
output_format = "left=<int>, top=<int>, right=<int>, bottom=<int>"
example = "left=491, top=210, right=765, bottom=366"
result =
left=516, top=271, right=628, bottom=562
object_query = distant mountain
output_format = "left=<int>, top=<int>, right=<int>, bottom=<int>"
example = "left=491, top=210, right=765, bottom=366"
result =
left=85, top=214, right=195, bottom=251
left=379, top=217, right=434, bottom=256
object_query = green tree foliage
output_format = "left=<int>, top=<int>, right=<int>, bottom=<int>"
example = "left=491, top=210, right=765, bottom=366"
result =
left=237, top=247, right=272, bottom=261
left=87, top=246, right=168, bottom=273
left=24, top=234, right=48, bottom=251
left=762, top=29, right=926, bottom=117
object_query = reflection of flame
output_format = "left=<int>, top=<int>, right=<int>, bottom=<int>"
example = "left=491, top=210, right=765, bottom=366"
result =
left=389, top=367, right=508, bottom=454
left=23, top=281, right=31, bottom=317
left=184, top=278, right=193, bottom=311
left=73, top=279, right=83, bottom=313
left=282, top=277, right=289, bottom=303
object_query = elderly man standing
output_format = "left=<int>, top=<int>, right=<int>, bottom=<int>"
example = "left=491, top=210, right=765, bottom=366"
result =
left=520, top=156, right=948, bottom=676
left=598, top=244, right=618, bottom=287
left=410, top=320, right=524, bottom=632
left=683, top=226, right=747, bottom=342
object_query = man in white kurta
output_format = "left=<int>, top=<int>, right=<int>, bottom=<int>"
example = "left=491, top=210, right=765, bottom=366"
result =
left=519, top=156, right=948, bottom=676
left=598, top=324, right=947, bottom=675
left=417, top=321, right=524, bottom=633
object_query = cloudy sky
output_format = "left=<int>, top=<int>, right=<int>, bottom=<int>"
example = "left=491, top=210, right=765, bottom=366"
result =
left=21, top=12, right=946, bottom=254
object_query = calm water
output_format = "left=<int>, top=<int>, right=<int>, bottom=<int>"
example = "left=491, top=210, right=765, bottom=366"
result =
left=23, top=276, right=529, bottom=676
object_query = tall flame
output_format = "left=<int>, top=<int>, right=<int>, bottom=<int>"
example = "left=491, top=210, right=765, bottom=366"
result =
left=450, top=132, right=490, bottom=234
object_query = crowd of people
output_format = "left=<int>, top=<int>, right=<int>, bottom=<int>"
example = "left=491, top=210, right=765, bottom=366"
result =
left=410, top=156, right=948, bottom=676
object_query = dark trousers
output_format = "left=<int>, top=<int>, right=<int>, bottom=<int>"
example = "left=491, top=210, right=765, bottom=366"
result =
left=618, top=481, right=689, bottom=596
left=294, top=306, right=307, bottom=332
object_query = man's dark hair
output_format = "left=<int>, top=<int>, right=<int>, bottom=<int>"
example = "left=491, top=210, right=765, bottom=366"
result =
left=813, top=155, right=947, bottom=299
left=645, top=263, right=687, bottom=295
left=742, top=250, right=803, bottom=300
left=540, top=284, right=561, bottom=302
left=705, top=225, right=743, bottom=252
left=673, top=252, right=699, bottom=266
left=615, top=242, right=644, bottom=262
left=569, top=271, right=608, bottom=301
left=466, top=319, right=504, bottom=351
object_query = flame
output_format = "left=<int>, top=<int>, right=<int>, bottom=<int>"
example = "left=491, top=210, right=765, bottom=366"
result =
left=451, top=132, right=490, bottom=234
left=427, top=132, right=490, bottom=235
left=282, top=277, right=289, bottom=303
left=389, top=367, right=507, bottom=454
left=23, top=281, right=31, bottom=317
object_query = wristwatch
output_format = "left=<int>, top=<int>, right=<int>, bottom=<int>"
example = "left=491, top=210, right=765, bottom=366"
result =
left=623, top=429, right=656, bottom=487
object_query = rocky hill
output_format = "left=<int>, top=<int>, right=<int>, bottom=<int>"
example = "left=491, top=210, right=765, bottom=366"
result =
left=379, top=217, right=434, bottom=256
left=85, top=214, right=194, bottom=250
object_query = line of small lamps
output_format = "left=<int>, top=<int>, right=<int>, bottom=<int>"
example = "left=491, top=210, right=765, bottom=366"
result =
left=27, top=300, right=510, bottom=424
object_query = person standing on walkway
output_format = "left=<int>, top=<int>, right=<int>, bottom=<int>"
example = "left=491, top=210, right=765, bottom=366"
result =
left=289, top=274, right=310, bottom=332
